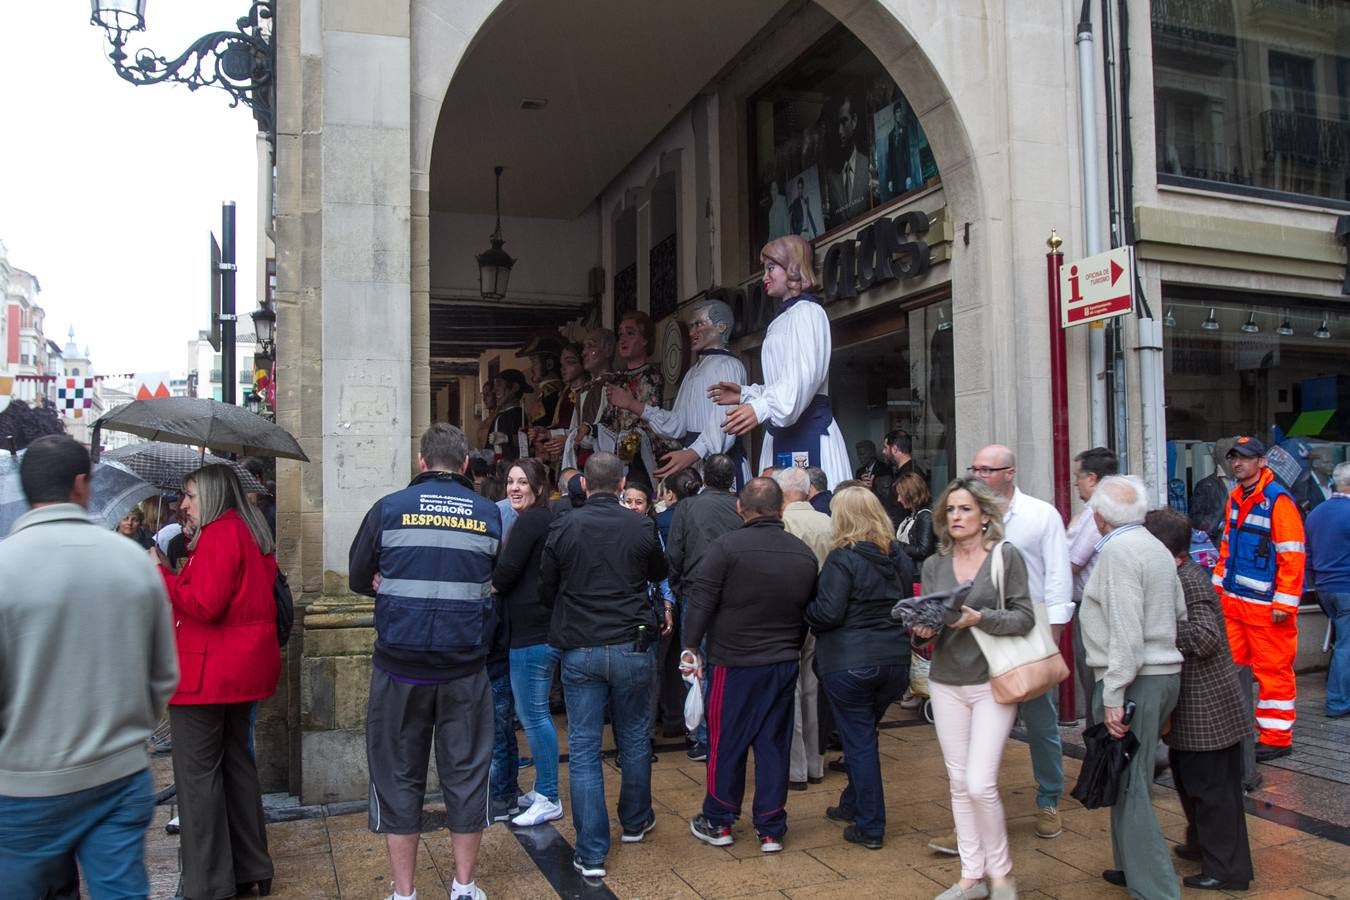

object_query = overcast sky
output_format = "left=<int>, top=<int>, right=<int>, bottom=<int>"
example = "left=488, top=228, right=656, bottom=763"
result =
left=0, top=2, right=260, bottom=378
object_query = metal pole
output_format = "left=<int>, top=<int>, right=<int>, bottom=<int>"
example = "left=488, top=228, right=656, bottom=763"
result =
left=1137, top=316, right=1167, bottom=506
left=221, top=201, right=237, bottom=405
left=1076, top=5, right=1109, bottom=449
left=1047, top=230, right=1075, bottom=724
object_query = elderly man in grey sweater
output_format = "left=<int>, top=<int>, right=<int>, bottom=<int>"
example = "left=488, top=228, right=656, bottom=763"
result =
left=1080, top=475, right=1186, bottom=900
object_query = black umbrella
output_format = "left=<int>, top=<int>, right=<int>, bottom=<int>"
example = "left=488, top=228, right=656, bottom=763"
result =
left=1071, top=722, right=1140, bottom=809
left=103, top=442, right=269, bottom=495
left=93, top=398, right=308, bottom=462
left=1, top=453, right=158, bottom=536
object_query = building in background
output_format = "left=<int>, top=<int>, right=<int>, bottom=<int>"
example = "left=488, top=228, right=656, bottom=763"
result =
left=186, top=328, right=258, bottom=405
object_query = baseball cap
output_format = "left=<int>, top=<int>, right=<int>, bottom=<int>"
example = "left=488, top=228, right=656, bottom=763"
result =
left=1226, top=436, right=1267, bottom=458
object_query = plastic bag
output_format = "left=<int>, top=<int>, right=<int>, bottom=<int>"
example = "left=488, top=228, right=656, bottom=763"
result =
left=909, top=650, right=931, bottom=698
left=680, top=650, right=703, bottom=731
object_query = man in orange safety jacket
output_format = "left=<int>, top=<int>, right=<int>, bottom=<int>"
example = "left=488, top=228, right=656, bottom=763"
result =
left=1212, top=436, right=1305, bottom=760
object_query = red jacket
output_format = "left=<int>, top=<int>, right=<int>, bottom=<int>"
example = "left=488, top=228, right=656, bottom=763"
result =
left=162, top=509, right=280, bottom=705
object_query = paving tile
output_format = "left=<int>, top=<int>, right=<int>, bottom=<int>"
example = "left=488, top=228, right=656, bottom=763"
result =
left=331, top=833, right=442, bottom=900
left=269, top=851, right=341, bottom=898
left=269, top=818, right=334, bottom=858
left=674, top=850, right=843, bottom=897
left=786, top=871, right=947, bottom=899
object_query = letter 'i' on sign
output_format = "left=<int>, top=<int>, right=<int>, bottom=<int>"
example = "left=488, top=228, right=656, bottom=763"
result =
left=1060, top=246, right=1133, bottom=328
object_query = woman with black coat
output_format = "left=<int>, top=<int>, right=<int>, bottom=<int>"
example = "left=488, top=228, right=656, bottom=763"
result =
left=492, top=459, right=562, bottom=828
left=805, top=486, right=913, bottom=851
left=894, top=472, right=936, bottom=567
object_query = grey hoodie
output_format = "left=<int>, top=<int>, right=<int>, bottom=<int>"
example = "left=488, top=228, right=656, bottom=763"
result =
left=0, top=504, right=178, bottom=797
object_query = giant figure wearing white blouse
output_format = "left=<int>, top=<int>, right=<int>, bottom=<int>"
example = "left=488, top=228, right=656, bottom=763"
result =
left=605, top=298, right=750, bottom=486
left=709, top=235, right=851, bottom=488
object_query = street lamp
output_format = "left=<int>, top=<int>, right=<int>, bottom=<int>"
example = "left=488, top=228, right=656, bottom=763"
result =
left=476, top=166, right=515, bottom=301
left=89, top=0, right=275, bottom=138
left=251, top=304, right=276, bottom=355
left=243, top=390, right=261, bottom=415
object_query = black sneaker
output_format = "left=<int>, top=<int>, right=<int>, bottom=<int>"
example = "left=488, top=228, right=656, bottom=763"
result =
left=687, top=743, right=708, bottom=762
left=843, top=825, right=882, bottom=850
left=622, top=813, right=657, bottom=843
left=572, top=857, right=606, bottom=879
left=689, top=814, right=733, bottom=846
left=1254, top=743, right=1291, bottom=762
left=825, top=806, right=856, bottom=823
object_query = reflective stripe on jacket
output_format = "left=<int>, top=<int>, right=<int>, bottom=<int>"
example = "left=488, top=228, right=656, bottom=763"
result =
left=1213, top=468, right=1306, bottom=612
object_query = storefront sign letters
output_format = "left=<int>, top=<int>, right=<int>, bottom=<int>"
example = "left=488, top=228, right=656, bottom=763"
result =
left=714, top=209, right=935, bottom=339
left=1061, top=246, right=1134, bottom=327
left=821, top=210, right=931, bottom=302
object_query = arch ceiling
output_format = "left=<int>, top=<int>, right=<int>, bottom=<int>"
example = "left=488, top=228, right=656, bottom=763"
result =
left=429, top=0, right=788, bottom=219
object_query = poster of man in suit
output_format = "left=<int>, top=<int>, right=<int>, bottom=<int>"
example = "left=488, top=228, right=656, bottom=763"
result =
left=875, top=94, right=938, bottom=201
left=824, top=91, right=876, bottom=229
left=788, top=168, right=823, bottom=240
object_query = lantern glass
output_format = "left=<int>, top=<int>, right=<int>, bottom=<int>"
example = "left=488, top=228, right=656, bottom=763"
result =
left=91, top=0, right=146, bottom=32
left=476, top=244, right=514, bottom=301
left=251, top=307, right=276, bottom=345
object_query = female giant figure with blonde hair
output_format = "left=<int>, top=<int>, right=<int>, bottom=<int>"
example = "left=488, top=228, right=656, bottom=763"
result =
left=155, top=464, right=279, bottom=899
left=709, top=234, right=850, bottom=487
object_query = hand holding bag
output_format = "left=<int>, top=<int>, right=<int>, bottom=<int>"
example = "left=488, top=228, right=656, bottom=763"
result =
left=967, top=541, right=1069, bottom=704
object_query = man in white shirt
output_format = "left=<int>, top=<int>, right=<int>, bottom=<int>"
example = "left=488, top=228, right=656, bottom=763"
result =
left=1067, top=447, right=1118, bottom=730
left=973, top=445, right=1072, bottom=837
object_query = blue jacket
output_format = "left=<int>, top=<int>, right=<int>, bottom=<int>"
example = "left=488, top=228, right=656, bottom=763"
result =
left=1215, top=471, right=1305, bottom=614
left=1306, top=494, right=1350, bottom=595
left=350, top=470, right=502, bottom=680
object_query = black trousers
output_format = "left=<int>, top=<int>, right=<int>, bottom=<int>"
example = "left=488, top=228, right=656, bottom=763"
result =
left=1169, top=743, right=1253, bottom=884
left=170, top=703, right=273, bottom=900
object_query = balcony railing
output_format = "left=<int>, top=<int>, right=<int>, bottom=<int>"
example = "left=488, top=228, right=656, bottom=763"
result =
left=1260, top=109, right=1348, bottom=170
left=1250, top=0, right=1339, bottom=21
left=1151, top=0, right=1237, bottom=47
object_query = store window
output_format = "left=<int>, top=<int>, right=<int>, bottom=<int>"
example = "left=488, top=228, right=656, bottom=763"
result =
left=1162, top=291, right=1348, bottom=500
left=1151, top=0, right=1350, bottom=204
left=828, top=298, right=956, bottom=495
left=748, top=26, right=939, bottom=259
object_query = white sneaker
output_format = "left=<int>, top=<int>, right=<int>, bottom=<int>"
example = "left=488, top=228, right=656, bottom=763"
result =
left=451, top=886, right=487, bottom=900
left=511, top=795, right=563, bottom=827
left=516, top=790, right=541, bottom=810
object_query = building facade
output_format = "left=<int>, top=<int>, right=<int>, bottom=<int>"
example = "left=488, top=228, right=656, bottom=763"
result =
left=267, top=0, right=1348, bottom=800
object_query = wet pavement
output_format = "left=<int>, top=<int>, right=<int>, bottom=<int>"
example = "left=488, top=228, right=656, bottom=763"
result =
left=145, top=672, right=1350, bottom=899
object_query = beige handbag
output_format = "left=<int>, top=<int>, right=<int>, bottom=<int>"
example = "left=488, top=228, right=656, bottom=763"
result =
left=968, top=541, right=1069, bottom=704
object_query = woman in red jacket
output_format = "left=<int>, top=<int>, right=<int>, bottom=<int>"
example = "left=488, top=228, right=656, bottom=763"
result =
left=157, top=464, right=279, bottom=899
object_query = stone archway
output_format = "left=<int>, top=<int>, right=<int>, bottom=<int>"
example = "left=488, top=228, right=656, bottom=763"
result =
left=409, top=0, right=1009, bottom=469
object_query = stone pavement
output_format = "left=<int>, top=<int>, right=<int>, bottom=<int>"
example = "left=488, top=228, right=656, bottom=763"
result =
left=145, top=673, right=1350, bottom=899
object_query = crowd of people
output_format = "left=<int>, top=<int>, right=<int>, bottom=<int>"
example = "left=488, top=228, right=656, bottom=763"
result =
left=1, top=232, right=1345, bottom=900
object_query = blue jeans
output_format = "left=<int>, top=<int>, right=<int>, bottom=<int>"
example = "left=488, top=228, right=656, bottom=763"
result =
left=1019, top=689, right=1064, bottom=809
left=0, top=769, right=154, bottom=899
left=562, top=641, right=655, bottom=865
left=510, top=643, right=562, bottom=801
left=1325, top=591, right=1350, bottom=717
left=489, top=672, right=520, bottom=804
left=820, top=664, right=908, bottom=838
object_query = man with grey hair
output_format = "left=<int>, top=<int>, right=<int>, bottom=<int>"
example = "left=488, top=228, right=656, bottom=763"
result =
left=1080, top=475, right=1186, bottom=900
left=605, top=299, right=750, bottom=485
left=1306, top=460, right=1350, bottom=718
left=775, top=465, right=833, bottom=788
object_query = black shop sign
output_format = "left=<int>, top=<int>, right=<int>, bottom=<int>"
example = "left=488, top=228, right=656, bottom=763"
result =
left=715, top=210, right=932, bottom=340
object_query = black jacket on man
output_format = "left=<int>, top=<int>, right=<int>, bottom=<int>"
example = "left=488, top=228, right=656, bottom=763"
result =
left=667, top=488, right=741, bottom=595
left=806, top=541, right=913, bottom=675
left=684, top=517, right=818, bottom=668
left=539, top=492, right=668, bottom=650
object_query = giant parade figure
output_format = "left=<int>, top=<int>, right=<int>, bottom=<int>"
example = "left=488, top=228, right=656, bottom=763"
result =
left=605, top=298, right=750, bottom=487
left=709, top=234, right=850, bottom=487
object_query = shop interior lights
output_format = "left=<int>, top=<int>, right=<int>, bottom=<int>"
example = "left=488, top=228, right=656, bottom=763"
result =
left=1277, top=314, right=1294, bottom=336
left=1314, top=316, right=1332, bottom=340
left=1240, top=311, right=1259, bottom=334
left=1200, top=308, right=1220, bottom=331
left=1163, top=307, right=1176, bottom=327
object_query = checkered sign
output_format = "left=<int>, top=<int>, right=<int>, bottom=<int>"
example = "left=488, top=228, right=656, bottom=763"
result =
left=57, top=377, right=95, bottom=418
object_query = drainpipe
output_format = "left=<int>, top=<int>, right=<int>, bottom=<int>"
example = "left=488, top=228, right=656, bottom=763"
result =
left=1076, top=1, right=1109, bottom=449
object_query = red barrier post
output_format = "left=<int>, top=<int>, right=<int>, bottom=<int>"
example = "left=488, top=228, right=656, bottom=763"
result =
left=1047, top=230, right=1076, bottom=725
